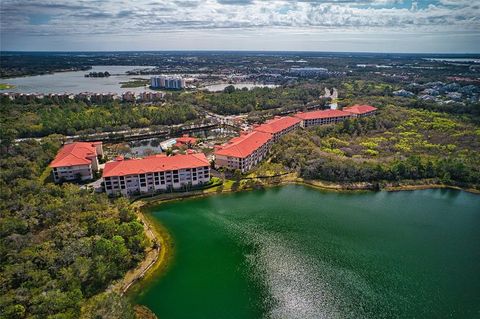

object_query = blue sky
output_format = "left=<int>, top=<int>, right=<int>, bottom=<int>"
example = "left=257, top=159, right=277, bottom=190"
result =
left=1, top=0, right=479, bottom=53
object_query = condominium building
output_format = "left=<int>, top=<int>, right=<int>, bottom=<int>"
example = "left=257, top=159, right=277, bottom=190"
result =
left=46, top=93, right=74, bottom=101
left=151, top=76, right=185, bottom=90
left=214, top=131, right=273, bottom=173
left=138, top=91, right=165, bottom=102
left=342, top=104, right=377, bottom=117
left=294, top=109, right=352, bottom=128
left=102, top=153, right=210, bottom=196
left=50, top=142, right=103, bottom=183
left=175, top=135, right=198, bottom=148
left=253, top=116, right=302, bottom=142
left=90, top=93, right=117, bottom=103
left=122, top=91, right=136, bottom=102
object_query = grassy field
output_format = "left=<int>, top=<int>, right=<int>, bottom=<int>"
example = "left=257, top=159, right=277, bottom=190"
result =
left=0, top=83, right=15, bottom=90
left=120, top=78, right=150, bottom=88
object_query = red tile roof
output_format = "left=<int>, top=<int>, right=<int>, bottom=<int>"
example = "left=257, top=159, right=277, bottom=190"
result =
left=215, top=131, right=272, bottom=158
left=176, top=135, right=197, bottom=145
left=102, top=153, right=209, bottom=177
left=254, top=116, right=301, bottom=135
left=342, top=104, right=377, bottom=114
left=294, top=109, right=351, bottom=120
left=144, top=154, right=167, bottom=158
left=50, top=142, right=100, bottom=168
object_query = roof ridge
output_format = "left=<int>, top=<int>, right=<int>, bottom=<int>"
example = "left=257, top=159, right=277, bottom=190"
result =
left=50, top=142, right=98, bottom=168
left=103, top=153, right=209, bottom=177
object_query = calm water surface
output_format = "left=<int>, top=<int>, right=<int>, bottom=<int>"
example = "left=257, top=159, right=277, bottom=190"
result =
left=133, top=186, right=480, bottom=319
left=4, top=65, right=155, bottom=94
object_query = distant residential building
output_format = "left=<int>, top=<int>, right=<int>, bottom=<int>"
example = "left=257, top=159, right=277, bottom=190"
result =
left=289, top=67, right=328, bottom=76
left=253, top=116, right=301, bottom=142
left=393, top=90, right=415, bottom=98
left=214, top=131, right=273, bottom=173
left=442, top=82, right=461, bottom=93
left=446, top=92, right=462, bottom=101
left=17, top=93, right=37, bottom=103
left=75, top=92, right=91, bottom=102
left=424, top=81, right=445, bottom=88
left=151, top=76, right=185, bottom=90
left=50, top=142, right=103, bottom=183
left=175, top=135, right=198, bottom=147
left=138, top=91, right=165, bottom=102
left=160, top=138, right=177, bottom=151
left=122, top=91, right=136, bottom=102
left=102, top=153, right=210, bottom=196
left=419, top=95, right=436, bottom=101
left=45, top=93, right=73, bottom=101
left=90, top=93, right=117, bottom=103
left=342, top=105, right=377, bottom=118
left=421, top=88, right=440, bottom=96
left=294, top=109, right=352, bottom=128
left=1, top=92, right=13, bottom=100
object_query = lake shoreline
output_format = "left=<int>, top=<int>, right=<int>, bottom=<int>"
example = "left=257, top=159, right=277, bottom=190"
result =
left=299, top=177, right=480, bottom=195
left=122, top=175, right=479, bottom=300
left=2, top=65, right=156, bottom=94
left=129, top=182, right=480, bottom=318
left=108, top=204, right=173, bottom=300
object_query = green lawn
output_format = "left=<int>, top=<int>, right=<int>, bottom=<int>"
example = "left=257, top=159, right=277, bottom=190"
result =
left=0, top=83, right=15, bottom=90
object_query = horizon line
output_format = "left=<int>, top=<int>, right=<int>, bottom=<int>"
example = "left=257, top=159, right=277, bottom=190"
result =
left=1, top=49, right=480, bottom=56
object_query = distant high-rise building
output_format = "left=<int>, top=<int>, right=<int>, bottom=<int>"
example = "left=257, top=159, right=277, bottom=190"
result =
left=151, top=76, right=185, bottom=89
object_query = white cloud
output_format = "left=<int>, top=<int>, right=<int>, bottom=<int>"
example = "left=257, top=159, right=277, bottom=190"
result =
left=0, top=0, right=479, bottom=51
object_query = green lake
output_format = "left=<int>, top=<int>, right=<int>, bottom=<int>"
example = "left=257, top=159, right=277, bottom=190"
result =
left=132, top=185, right=480, bottom=319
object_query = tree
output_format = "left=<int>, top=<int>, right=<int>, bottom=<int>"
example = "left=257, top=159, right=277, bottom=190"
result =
left=0, top=127, right=17, bottom=152
left=80, top=292, right=135, bottom=319
left=0, top=140, right=148, bottom=318
left=224, top=85, right=236, bottom=94
left=233, top=169, right=242, bottom=181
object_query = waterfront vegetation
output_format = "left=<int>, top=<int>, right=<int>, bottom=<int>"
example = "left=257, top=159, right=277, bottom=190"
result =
left=0, top=138, right=149, bottom=318
left=271, top=105, right=480, bottom=189
left=0, top=83, right=15, bottom=90
left=120, top=78, right=150, bottom=88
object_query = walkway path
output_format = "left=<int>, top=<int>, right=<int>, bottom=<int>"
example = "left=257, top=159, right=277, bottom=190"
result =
left=109, top=207, right=163, bottom=295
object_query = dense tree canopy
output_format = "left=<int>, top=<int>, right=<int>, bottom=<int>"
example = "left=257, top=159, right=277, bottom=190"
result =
left=0, top=99, right=198, bottom=138
left=192, top=85, right=327, bottom=115
left=271, top=106, right=480, bottom=187
left=0, top=138, right=149, bottom=318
